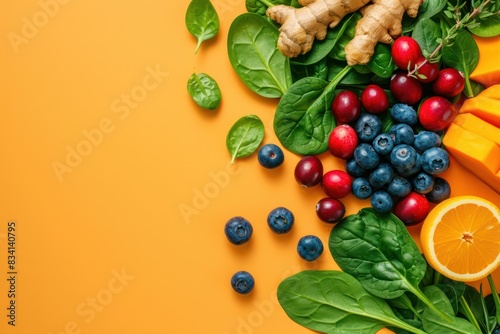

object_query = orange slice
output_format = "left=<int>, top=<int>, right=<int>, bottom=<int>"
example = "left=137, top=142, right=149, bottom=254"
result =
left=420, top=196, right=500, bottom=282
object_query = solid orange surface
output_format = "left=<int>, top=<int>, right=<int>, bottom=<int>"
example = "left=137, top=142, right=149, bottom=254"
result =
left=0, top=1, right=499, bottom=333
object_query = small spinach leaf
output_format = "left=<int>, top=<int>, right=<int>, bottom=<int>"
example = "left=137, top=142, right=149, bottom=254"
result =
left=226, top=115, right=264, bottom=164
left=469, top=0, right=500, bottom=37
left=412, top=18, right=441, bottom=59
left=442, top=30, right=479, bottom=97
left=365, top=43, right=395, bottom=78
left=402, top=0, right=448, bottom=33
left=187, top=72, right=222, bottom=110
left=245, top=0, right=291, bottom=15
left=277, top=270, right=427, bottom=334
left=274, top=65, right=351, bottom=155
left=227, top=13, right=292, bottom=98
left=185, top=0, right=219, bottom=54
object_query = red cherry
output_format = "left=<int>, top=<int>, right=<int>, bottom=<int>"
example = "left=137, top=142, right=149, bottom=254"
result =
left=321, top=170, right=352, bottom=199
left=390, top=72, right=423, bottom=105
left=432, top=68, right=465, bottom=98
left=361, top=84, right=389, bottom=114
left=328, top=124, right=358, bottom=160
left=393, top=192, right=430, bottom=226
left=294, top=156, right=323, bottom=187
left=391, top=36, right=423, bottom=70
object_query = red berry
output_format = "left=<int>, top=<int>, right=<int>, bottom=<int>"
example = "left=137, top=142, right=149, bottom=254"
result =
left=321, top=170, right=352, bottom=199
left=315, top=197, right=346, bottom=223
left=432, top=68, right=465, bottom=98
left=361, top=84, right=389, bottom=114
left=331, top=90, right=362, bottom=124
left=294, top=156, right=323, bottom=187
left=393, top=192, right=430, bottom=226
left=328, top=124, right=358, bottom=160
left=414, top=57, right=439, bottom=83
left=391, top=36, right=423, bottom=70
left=390, top=72, right=423, bottom=105
left=418, top=96, right=458, bottom=131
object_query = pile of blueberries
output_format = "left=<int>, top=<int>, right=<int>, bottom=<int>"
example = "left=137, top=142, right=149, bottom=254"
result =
left=348, top=103, right=451, bottom=213
left=224, top=207, right=323, bottom=294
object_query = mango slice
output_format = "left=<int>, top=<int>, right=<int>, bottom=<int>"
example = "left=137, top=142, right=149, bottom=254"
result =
left=452, top=113, right=500, bottom=146
left=459, top=95, right=500, bottom=128
left=478, top=84, right=500, bottom=99
left=443, top=123, right=500, bottom=193
left=470, top=36, right=500, bottom=87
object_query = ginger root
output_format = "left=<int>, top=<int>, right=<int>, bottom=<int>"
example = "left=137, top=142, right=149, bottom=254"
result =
left=266, top=0, right=423, bottom=66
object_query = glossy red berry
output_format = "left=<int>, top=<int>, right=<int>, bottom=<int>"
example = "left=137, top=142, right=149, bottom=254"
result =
left=418, top=96, right=458, bottom=132
left=361, top=84, right=389, bottom=114
left=432, top=68, right=465, bottom=97
left=393, top=192, right=430, bottom=226
left=321, top=170, right=352, bottom=199
left=294, top=156, right=323, bottom=187
left=391, top=36, right=423, bottom=70
left=414, top=57, right=439, bottom=83
left=315, top=197, right=346, bottom=223
left=331, top=90, right=362, bottom=124
left=390, top=72, right=423, bottom=105
left=328, top=124, right=358, bottom=160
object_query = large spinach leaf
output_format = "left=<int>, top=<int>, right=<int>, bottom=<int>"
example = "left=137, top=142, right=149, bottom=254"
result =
left=329, top=208, right=450, bottom=322
left=442, top=30, right=479, bottom=97
left=277, top=270, right=427, bottom=334
left=273, top=65, right=351, bottom=155
left=227, top=13, right=292, bottom=98
left=226, top=115, right=264, bottom=164
left=185, top=0, right=219, bottom=54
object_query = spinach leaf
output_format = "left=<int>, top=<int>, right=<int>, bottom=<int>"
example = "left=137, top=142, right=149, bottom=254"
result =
left=412, top=18, right=441, bottom=59
left=277, top=270, right=427, bottom=334
left=227, top=13, right=292, bottom=98
left=187, top=72, right=222, bottom=110
left=329, top=208, right=451, bottom=322
left=469, top=0, right=500, bottom=37
left=365, top=43, right=395, bottom=78
left=226, top=115, right=264, bottom=164
left=291, top=58, right=328, bottom=82
left=185, top=0, right=219, bottom=54
left=245, top=0, right=291, bottom=16
left=422, top=286, right=482, bottom=334
left=293, top=13, right=357, bottom=66
left=442, top=30, right=479, bottom=97
left=273, top=65, right=351, bottom=155
left=402, top=0, right=448, bottom=33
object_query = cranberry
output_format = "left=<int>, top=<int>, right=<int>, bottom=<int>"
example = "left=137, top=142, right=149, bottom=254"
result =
left=418, top=96, right=457, bottom=131
left=360, top=84, right=389, bottom=114
left=321, top=170, right=352, bottom=199
left=294, top=156, right=323, bottom=187
left=393, top=192, right=430, bottom=226
left=414, top=57, right=439, bottom=83
left=391, top=36, right=423, bottom=70
left=331, top=90, right=362, bottom=124
left=315, top=197, right=346, bottom=223
left=328, top=124, right=358, bottom=160
left=432, top=68, right=465, bottom=97
left=390, top=72, right=423, bottom=105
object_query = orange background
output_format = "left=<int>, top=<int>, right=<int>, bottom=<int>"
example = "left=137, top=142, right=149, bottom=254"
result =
left=0, top=1, right=499, bottom=333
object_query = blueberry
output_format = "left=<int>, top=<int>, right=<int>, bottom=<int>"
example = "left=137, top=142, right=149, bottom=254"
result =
left=352, top=177, right=373, bottom=199
left=297, top=235, right=323, bottom=261
left=389, top=123, right=414, bottom=145
left=426, top=177, right=451, bottom=203
left=413, top=131, right=442, bottom=153
left=345, top=158, right=369, bottom=177
left=390, top=103, right=418, bottom=125
left=396, top=153, right=422, bottom=178
left=258, top=144, right=284, bottom=169
left=224, top=217, right=253, bottom=245
left=411, top=172, right=435, bottom=194
left=230, top=271, right=255, bottom=294
left=421, top=147, right=450, bottom=175
left=354, top=114, right=382, bottom=142
left=387, top=175, right=412, bottom=197
left=368, top=163, right=394, bottom=189
left=354, top=143, right=380, bottom=169
left=370, top=190, right=394, bottom=213
left=372, top=133, right=395, bottom=156
left=267, top=207, right=294, bottom=234
left=390, top=144, right=418, bottom=169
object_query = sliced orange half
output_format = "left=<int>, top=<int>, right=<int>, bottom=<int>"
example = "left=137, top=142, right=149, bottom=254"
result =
left=420, top=196, right=500, bottom=282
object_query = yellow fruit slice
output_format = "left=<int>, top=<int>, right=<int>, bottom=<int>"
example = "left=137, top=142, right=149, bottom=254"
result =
left=421, top=196, right=500, bottom=282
